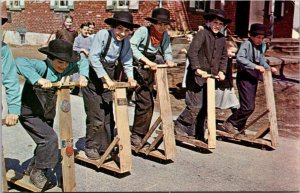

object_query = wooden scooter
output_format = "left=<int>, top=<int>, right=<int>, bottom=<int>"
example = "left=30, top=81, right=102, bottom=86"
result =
left=216, top=70, right=279, bottom=150
left=5, top=81, right=79, bottom=192
left=175, top=74, right=218, bottom=151
left=75, top=82, right=132, bottom=174
left=132, top=64, right=176, bottom=161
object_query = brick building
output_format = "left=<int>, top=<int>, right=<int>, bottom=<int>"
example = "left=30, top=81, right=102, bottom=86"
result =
left=1, top=0, right=296, bottom=45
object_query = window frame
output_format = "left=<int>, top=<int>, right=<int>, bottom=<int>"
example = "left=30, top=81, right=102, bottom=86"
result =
left=189, top=0, right=211, bottom=12
left=6, top=0, right=25, bottom=11
left=50, top=0, right=74, bottom=12
left=106, top=0, right=139, bottom=11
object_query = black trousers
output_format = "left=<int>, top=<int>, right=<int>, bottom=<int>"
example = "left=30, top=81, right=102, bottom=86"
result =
left=131, top=55, right=164, bottom=136
left=226, top=70, right=258, bottom=130
left=19, top=115, right=58, bottom=169
left=82, top=82, right=114, bottom=152
left=175, top=82, right=207, bottom=140
left=131, top=85, right=154, bottom=136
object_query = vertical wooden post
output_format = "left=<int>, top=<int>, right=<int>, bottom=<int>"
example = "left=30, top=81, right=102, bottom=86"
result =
left=113, top=87, right=132, bottom=172
left=207, top=77, right=216, bottom=149
left=2, top=149, right=8, bottom=192
left=263, top=70, right=279, bottom=147
left=57, top=88, right=76, bottom=192
left=156, top=68, right=176, bottom=159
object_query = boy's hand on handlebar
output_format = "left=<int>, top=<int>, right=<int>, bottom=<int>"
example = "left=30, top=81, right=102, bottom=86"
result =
left=4, top=114, right=19, bottom=126
left=217, top=71, right=225, bottom=81
left=79, top=75, right=88, bottom=87
left=195, top=69, right=209, bottom=78
left=166, top=60, right=176, bottom=67
left=37, top=78, right=52, bottom=89
left=103, top=75, right=115, bottom=90
left=146, top=61, right=157, bottom=70
left=128, top=77, right=137, bottom=88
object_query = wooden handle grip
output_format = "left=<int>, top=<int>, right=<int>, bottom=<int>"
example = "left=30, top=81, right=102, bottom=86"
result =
left=144, top=63, right=177, bottom=69
left=103, top=82, right=131, bottom=89
left=51, top=82, right=80, bottom=87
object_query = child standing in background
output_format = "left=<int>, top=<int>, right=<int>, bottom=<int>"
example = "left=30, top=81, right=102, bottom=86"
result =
left=56, top=15, right=78, bottom=44
left=71, top=22, right=93, bottom=95
left=181, top=32, right=195, bottom=89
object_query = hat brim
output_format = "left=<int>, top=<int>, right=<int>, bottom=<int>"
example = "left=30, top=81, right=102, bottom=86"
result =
left=38, top=47, right=80, bottom=63
left=248, top=30, right=267, bottom=36
left=144, top=17, right=175, bottom=24
left=2, top=17, right=8, bottom=25
left=203, top=14, right=232, bottom=24
left=104, top=18, right=140, bottom=30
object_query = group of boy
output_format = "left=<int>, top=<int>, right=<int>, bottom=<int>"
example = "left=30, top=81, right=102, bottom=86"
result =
left=1, top=7, right=276, bottom=190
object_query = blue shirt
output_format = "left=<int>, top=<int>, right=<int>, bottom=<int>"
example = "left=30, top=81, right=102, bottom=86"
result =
left=89, top=29, right=133, bottom=79
left=130, top=26, right=173, bottom=61
left=15, top=57, right=89, bottom=85
left=73, top=34, right=93, bottom=58
left=1, top=42, right=21, bottom=115
left=236, top=40, right=270, bottom=70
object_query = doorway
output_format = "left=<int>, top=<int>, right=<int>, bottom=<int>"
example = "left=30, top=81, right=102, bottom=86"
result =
left=235, top=1, right=250, bottom=38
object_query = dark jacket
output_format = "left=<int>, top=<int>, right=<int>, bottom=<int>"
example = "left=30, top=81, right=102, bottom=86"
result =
left=187, top=26, right=228, bottom=86
left=56, top=29, right=78, bottom=44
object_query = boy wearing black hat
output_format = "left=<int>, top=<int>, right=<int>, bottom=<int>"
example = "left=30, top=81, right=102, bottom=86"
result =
left=174, top=9, right=230, bottom=141
left=15, top=39, right=89, bottom=189
left=221, top=23, right=277, bottom=134
left=83, top=11, right=139, bottom=160
left=1, top=17, right=21, bottom=126
left=129, top=8, right=176, bottom=148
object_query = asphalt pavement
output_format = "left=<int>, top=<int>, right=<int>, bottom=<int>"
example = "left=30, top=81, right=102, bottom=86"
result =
left=1, top=89, right=300, bottom=192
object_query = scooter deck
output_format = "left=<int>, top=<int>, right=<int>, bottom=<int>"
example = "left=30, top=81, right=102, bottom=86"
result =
left=216, top=130, right=275, bottom=150
left=6, top=169, right=61, bottom=192
left=175, top=135, right=213, bottom=153
left=74, top=150, right=124, bottom=173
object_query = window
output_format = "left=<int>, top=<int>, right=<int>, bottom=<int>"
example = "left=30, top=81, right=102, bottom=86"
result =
left=274, top=0, right=284, bottom=18
left=59, top=0, right=69, bottom=9
left=6, top=0, right=25, bottom=11
left=50, top=0, right=74, bottom=12
left=117, top=0, right=129, bottom=8
left=106, top=0, right=139, bottom=11
left=189, top=0, right=210, bottom=12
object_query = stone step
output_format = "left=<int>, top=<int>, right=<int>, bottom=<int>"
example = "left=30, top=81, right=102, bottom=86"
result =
left=281, top=49, right=300, bottom=56
left=270, top=38, right=300, bottom=47
left=272, top=45, right=300, bottom=51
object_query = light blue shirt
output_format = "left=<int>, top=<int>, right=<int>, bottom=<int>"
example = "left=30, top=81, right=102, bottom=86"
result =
left=73, top=34, right=93, bottom=58
left=236, top=40, right=270, bottom=70
left=130, top=26, right=173, bottom=61
left=1, top=42, right=21, bottom=115
left=15, top=57, right=89, bottom=85
left=89, top=29, right=133, bottom=79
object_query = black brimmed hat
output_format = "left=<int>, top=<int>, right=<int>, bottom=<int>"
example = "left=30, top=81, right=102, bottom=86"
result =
left=145, top=8, right=175, bottom=24
left=249, top=23, right=267, bottom=36
left=203, top=9, right=232, bottom=24
left=2, top=17, right=8, bottom=25
left=38, top=39, right=80, bottom=63
left=104, top=11, right=140, bottom=30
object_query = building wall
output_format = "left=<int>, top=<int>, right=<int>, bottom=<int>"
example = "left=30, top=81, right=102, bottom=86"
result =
left=1, top=0, right=294, bottom=41
left=273, top=1, right=294, bottom=38
left=264, top=0, right=294, bottom=38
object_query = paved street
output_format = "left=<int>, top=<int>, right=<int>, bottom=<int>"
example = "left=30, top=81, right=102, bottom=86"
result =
left=2, top=91, right=300, bottom=192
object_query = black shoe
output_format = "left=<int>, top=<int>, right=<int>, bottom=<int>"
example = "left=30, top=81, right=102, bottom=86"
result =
left=174, top=123, right=188, bottom=137
left=131, top=133, right=142, bottom=148
left=30, top=168, right=48, bottom=189
left=24, top=157, right=35, bottom=175
left=220, top=121, right=238, bottom=134
left=84, top=148, right=100, bottom=160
